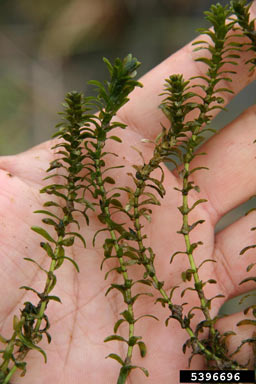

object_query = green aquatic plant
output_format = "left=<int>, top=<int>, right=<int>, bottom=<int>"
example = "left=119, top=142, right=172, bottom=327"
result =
left=0, top=91, right=92, bottom=383
left=0, top=0, right=255, bottom=383
left=232, top=0, right=256, bottom=70
left=79, top=55, right=152, bottom=383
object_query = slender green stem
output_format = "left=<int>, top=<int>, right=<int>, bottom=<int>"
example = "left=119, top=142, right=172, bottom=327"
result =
left=0, top=335, right=16, bottom=373
left=2, top=365, right=17, bottom=384
left=95, top=156, right=136, bottom=370
left=34, top=243, right=60, bottom=333
left=182, top=157, right=216, bottom=339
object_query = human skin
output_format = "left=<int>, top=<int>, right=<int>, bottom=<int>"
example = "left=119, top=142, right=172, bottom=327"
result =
left=0, top=3, right=255, bottom=383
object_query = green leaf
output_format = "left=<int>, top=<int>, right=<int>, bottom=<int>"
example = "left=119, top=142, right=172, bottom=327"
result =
left=40, top=184, right=66, bottom=193
left=102, top=57, right=113, bottom=75
left=214, top=87, right=235, bottom=94
left=128, top=336, right=142, bottom=346
left=56, top=245, right=64, bottom=258
left=105, top=283, right=127, bottom=298
left=237, top=319, right=256, bottom=327
left=188, top=199, right=208, bottom=213
left=31, top=226, right=56, bottom=244
left=109, top=135, right=122, bottom=143
left=121, top=310, right=134, bottom=324
left=47, top=272, right=57, bottom=292
left=15, top=361, right=27, bottom=376
left=170, top=250, right=187, bottom=264
left=135, top=314, right=159, bottom=323
left=137, top=341, right=147, bottom=357
left=123, top=250, right=139, bottom=260
left=17, top=333, right=47, bottom=363
left=53, top=255, right=62, bottom=270
left=114, top=319, right=125, bottom=334
left=247, top=263, right=256, bottom=272
left=43, top=189, right=68, bottom=201
left=104, top=266, right=123, bottom=280
left=39, top=242, right=55, bottom=258
left=169, top=285, right=180, bottom=301
left=61, top=256, right=80, bottom=272
left=66, top=232, right=86, bottom=247
left=155, top=297, right=168, bottom=307
left=20, top=286, right=41, bottom=297
left=139, top=197, right=160, bottom=207
left=197, top=258, right=216, bottom=270
left=47, top=295, right=62, bottom=303
left=43, top=201, right=61, bottom=208
left=181, top=269, right=194, bottom=282
left=195, top=57, right=214, bottom=67
left=189, top=220, right=205, bottom=232
left=188, top=241, right=203, bottom=254
left=181, top=287, right=196, bottom=298
left=42, top=218, right=58, bottom=227
left=13, top=315, right=23, bottom=332
left=34, top=210, right=61, bottom=221
left=128, top=365, right=149, bottom=377
left=93, top=227, right=109, bottom=246
left=110, top=199, right=123, bottom=208
left=239, top=276, right=256, bottom=285
left=206, top=294, right=225, bottom=309
left=0, top=334, right=7, bottom=344
left=130, top=292, right=153, bottom=305
left=106, top=353, right=124, bottom=366
left=229, top=336, right=256, bottom=357
left=24, top=257, right=49, bottom=274
left=104, top=335, right=127, bottom=344
left=147, top=181, right=165, bottom=198
left=103, top=176, right=115, bottom=185
left=240, top=244, right=256, bottom=254
left=60, top=236, right=75, bottom=247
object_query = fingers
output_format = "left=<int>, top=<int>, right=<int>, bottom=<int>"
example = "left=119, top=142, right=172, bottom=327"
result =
left=0, top=140, right=56, bottom=186
left=190, top=105, right=256, bottom=222
left=118, top=4, right=256, bottom=141
left=214, top=208, right=256, bottom=299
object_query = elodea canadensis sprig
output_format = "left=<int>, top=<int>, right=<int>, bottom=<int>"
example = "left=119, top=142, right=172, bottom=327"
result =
left=0, top=92, right=92, bottom=383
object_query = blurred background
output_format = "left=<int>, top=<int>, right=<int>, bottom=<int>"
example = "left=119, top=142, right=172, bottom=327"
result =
left=0, top=0, right=255, bottom=313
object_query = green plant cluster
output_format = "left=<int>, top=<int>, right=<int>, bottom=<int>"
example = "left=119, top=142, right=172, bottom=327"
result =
left=0, top=1, right=255, bottom=383
left=0, top=91, right=91, bottom=383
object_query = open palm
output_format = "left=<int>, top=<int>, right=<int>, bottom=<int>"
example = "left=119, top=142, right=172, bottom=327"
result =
left=0, top=11, right=256, bottom=383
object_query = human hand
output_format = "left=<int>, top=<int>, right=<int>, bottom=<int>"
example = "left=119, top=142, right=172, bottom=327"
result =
left=0, top=4, right=256, bottom=383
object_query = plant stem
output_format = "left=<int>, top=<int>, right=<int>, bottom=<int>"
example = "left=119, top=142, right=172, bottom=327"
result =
left=2, top=366, right=17, bottom=384
left=34, top=241, right=61, bottom=333
left=95, top=152, right=136, bottom=378
left=181, top=151, right=219, bottom=356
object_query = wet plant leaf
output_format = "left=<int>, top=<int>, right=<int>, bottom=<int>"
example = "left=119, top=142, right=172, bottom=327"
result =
left=31, top=226, right=56, bottom=244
